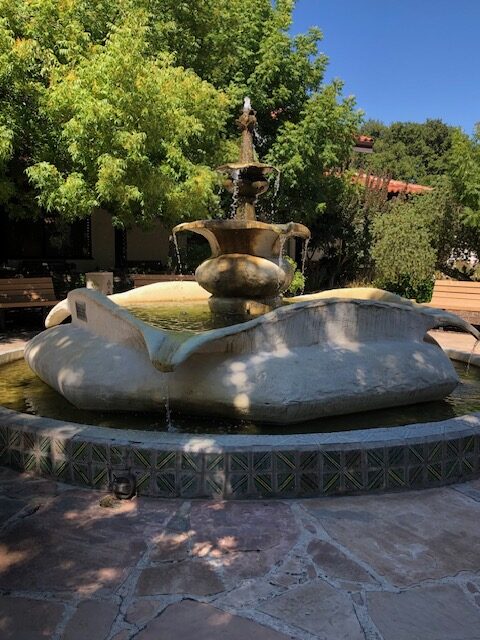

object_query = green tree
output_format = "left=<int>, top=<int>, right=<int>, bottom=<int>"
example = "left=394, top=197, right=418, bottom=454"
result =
left=356, top=119, right=454, bottom=184
left=370, top=177, right=474, bottom=299
left=0, top=0, right=361, bottom=232
left=448, top=125, right=480, bottom=227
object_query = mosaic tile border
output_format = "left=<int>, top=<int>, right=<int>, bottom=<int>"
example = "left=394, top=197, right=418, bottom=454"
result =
left=1, top=348, right=480, bottom=499
left=1, top=419, right=480, bottom=499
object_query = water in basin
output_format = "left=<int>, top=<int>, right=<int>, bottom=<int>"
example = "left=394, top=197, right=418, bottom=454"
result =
left=1, top=356, right=479, bottom=435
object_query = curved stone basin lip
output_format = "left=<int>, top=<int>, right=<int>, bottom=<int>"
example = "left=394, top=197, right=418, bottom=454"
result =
left=2, top=347, right=480, bottom=451
left=216, top=161, right=277, bottom=174
left=172, top=219, right=311, bottom=240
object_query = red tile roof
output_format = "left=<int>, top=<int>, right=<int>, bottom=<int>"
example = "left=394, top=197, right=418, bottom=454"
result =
left=355, top=135, right=374, bottom=145
left=354, top=173, right=433, bottom=194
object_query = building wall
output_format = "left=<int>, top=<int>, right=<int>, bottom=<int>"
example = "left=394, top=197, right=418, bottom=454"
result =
left=127, top=222, right=170, bottom=264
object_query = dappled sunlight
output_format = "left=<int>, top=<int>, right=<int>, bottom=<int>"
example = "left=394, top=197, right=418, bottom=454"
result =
left=0, top=545, right=32, bottom=573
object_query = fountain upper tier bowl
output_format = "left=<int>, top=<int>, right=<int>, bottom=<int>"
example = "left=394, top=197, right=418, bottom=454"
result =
left=24, top=282, right=480, bottom=425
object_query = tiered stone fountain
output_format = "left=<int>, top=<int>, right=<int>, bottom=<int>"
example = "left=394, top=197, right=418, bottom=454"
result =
left=23, top=100, right=480, bottom=424
left=173, top=99, right=310, bottom=317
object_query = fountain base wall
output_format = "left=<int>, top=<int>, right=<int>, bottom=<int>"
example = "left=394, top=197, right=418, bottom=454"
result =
left=2, top=346, right=480, bottom=499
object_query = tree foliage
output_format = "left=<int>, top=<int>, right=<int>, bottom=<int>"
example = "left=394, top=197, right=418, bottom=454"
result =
left=355, top=119, right=454, bottom=184
left=0, top=0, right=361, bottom=230
left=448, top=125, right=480, bottom=227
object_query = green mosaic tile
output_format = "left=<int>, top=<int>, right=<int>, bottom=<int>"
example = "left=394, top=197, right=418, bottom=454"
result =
left=156, top=451, right=176, bottom=470
left=53, top=460, right=70, bottom=481
left=387, top=467, right=406, bottom=488
left=461, top=436, right=475, bottom=455
left=461, top=457, right=475, bottom=474
left=23, top=453, right=37, bottom=472
left=367, top=449, right=385, bottom=468
left=299, top=473, right=320, bottom=494
left=181, top=453, right=202, bottom=472
left=323, top=451, right=342, bottom=472
left=204, top=473, right=224, bottom=497
left=445, top=439, right=461, bottom=460
left=156, top=472, right=177, bottom=497
left=299, top=452, right=319, bottom=471
left=427, top=463, right=443, bottom=482
left=388, top=446, right=405, bottom=467
left=408, top=445, right=425, bottom=465
left=36, top=436, right=50, bottom=456
left=92, top=465, right=110, bottom=489
left=133, top=471, right=151, bottom=495
left=132, top=448, right=152, bottom=469
left=109, top=445, right=128, bottom=466
left=8, top=430, right=21, bottom=449
left=276, top=452, right=296, bottom=472
left=180, top=473, right=202, bottom=497
left=51, top=439, right=69, bottom=459
left=368, top=468, right=385, bottom=491
left=0, top=426, right=8, bottom=446
left=228, top=473, right=249, bottom=498
left=345, top=450, right=362, bottom=469
left=0, top=446, right=10, bottom=466
left=92, top=445, right=108, bottom=463
left=205, top=454, right=224, bottom=472
left=253, top=473, right=273, bottom=495
left=445, top=459, right=461, bottom=479
left=408, top=465, right=424, bottom=487
left=322, top=472, right=341, bottom=494
left=38, top=455, right=53, bottom=477
left=72, top=463, right=90, bottom=486
left=229, top=453, right=249, bottom=472
left=10, top=450, right=23, bottom=470
left=71, top=441, right=90, bottom=462
left=276, top=472, right=295, bottom=494
left=426, top=442, right=443, bottom=463
left=253, top=452, right=272, bottom=471
left=22, top=432, right=35, bottom=452
left=344, top=468, right=363, bottom=491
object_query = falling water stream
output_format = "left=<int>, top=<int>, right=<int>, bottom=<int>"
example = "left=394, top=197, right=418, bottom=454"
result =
left=229, top=169, right=240, bottom=218
left=467, top=338, right=480, bottom=375
left=172, top=232, right=183, bottom=273
left=277, top=236, right=286, bottom=267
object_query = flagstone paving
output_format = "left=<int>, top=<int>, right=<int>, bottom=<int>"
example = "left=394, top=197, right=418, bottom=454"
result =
left=2, top=466, right=480, bottom=639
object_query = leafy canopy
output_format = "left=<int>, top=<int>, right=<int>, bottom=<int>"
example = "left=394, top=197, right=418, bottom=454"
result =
left=0, top=0, right=361, bottom=229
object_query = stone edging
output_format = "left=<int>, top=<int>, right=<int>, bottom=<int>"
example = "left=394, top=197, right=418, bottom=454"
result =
left=1, top=347, right=480, bottom=498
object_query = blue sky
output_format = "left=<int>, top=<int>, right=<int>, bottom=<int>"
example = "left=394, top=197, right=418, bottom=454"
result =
left=292, top=0, right=480, bottom=133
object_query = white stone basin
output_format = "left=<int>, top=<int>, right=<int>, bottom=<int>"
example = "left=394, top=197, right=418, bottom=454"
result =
left=24, top=282, right=480, bottom=425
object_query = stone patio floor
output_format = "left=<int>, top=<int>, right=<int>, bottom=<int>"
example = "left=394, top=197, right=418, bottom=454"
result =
left=2, top=467, right=480, bottom=640
left=1, top=330, right=480, bottom=639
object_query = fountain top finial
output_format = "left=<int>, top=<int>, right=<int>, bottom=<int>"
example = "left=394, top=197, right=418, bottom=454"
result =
left=243, top=96, right=251, bottom=112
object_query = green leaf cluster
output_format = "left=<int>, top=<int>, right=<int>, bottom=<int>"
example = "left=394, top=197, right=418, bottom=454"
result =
left=0, top=0, right=361, bottom=231
left=355, top=119, right=454, bottom=184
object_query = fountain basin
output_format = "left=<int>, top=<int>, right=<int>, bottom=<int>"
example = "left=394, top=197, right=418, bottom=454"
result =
left=2, top=347, right=480, bottom=499
left=23, top=283, right=479, bottom=424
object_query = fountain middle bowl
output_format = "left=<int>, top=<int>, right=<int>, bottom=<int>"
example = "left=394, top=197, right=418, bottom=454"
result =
left=172, top=219, right=311, bottom=314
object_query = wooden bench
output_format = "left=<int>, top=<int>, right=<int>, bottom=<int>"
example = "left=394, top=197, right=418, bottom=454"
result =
left=132, top=274, right=196, bottom=288
left=427, top=279, right=480, bottom=325
left=0, top=277, right=60, bottom=329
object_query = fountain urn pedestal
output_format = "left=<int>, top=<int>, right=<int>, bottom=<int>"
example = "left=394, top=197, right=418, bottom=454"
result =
left=173, top=100, right=310, bottom=317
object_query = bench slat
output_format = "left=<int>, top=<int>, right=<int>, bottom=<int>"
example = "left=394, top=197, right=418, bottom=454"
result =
left=431, top=293, right=480, bottom=302
left=0, top=301, right=57, bottom=309
left=132, top=274, right=196, bottom=288
left=426, top=280, right=480, bottom=325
